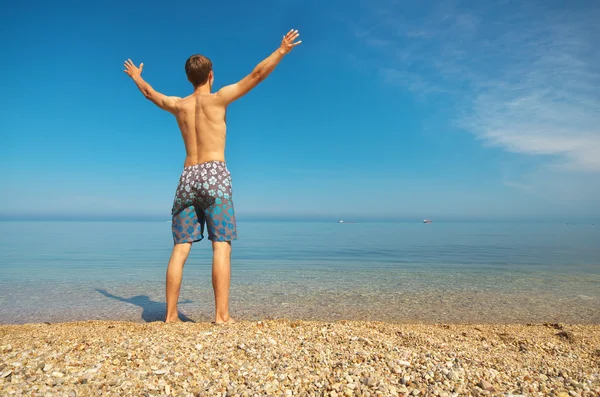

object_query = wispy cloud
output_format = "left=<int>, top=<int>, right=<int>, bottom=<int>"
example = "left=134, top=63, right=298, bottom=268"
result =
left=351, top=0, right=600, bottom=172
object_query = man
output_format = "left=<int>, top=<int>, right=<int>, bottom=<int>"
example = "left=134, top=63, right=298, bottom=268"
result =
left=124, top=29, right=302, bottom=324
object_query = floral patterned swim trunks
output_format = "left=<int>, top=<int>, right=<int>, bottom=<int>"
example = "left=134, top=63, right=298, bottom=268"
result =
left=171, top=161, right=238, bottom=244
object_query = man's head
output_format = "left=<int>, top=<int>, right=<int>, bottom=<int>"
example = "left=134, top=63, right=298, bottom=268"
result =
left=185, top=54, right=213, bottom=89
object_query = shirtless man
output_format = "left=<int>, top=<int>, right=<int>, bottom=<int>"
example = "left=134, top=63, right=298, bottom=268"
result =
left=124, top=29, right=302, bottom=324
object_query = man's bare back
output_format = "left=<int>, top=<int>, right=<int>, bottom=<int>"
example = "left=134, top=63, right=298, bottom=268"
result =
left=124, top=30, right=301, bottom=324
left=172, top=94, right=228, bottom=166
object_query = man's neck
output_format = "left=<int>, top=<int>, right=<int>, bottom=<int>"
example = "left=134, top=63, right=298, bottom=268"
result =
left=193, top=83, right=211, bottom=95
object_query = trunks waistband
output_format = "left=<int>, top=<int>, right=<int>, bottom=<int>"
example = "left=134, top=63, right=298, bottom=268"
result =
left=183, top=160, right=226, bottom=170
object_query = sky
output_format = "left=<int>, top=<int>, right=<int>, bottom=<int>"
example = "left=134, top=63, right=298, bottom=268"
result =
left=1, top=0, right=599, bottom=221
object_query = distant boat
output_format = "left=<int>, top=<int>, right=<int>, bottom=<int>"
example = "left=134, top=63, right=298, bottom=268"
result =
left=423, top=219, right=432, bottom=224
left=338, top=220, right=356, bottom=224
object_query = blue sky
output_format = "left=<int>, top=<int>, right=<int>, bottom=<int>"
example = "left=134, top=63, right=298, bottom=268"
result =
left=2, top=0, right=599, bottom=221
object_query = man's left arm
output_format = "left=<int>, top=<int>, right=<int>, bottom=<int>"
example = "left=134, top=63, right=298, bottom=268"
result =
left=124, top=59, right=179, bottom=113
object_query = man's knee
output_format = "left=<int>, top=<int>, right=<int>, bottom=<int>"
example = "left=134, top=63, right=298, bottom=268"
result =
left=174, top=242, right=192, bottom=255
left=212, top=241, right=231, bottom=254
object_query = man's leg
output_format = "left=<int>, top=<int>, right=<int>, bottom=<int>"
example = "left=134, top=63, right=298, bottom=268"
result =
left=165, top=242, right=192, bottom=323
left=212, top=241, right=235, bottom=324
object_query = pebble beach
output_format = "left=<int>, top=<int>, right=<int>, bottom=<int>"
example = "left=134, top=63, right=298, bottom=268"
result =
left=1, top=319, right=599, bottom=397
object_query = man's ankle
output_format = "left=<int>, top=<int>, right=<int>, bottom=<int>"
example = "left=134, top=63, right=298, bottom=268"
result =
left=165, top=313, right=180, bottom=322
left=215, top=312, right=230, bottom=321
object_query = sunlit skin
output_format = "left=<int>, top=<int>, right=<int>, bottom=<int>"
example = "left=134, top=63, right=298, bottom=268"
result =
left=124, top=30, right=301, bottom=324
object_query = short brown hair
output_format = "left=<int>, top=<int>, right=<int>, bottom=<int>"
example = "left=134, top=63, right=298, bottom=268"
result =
left=185, top=55, right=212, bottom=86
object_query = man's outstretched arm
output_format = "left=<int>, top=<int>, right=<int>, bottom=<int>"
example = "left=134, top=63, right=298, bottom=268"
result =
left=216, top=29, right=302, bottom=105
left=124, top=59, right=179, bottom=113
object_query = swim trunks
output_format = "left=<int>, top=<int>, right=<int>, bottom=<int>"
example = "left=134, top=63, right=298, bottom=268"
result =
left=171, top=161, right=238, bottom=244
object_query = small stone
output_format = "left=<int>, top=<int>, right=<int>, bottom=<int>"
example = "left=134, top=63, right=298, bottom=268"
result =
left=344, top=389, right=353, bottom=397
left=52, top=371, right=64, bottom=378
left=556, top=331, right=576, bottom=342
left=1, top=371, right=12, bottom=378
left=330, top=391, right=338, bottom=397
left=398, top=360, right=411, bottom=367
left=284, top=390, right=292, bottom=397
left=401, top=376, right=410, bottom=385
left=362, top=377, right=377, bottom=387
left=155, top=369, right=168, bottom=375
left=412, top=389, right=421, bottom=396
left=195, top=344, right=203, bottom=350
left=43, top=363, right=52, bottom=372
left=569, top=380, right=581, bottom=388
left=165, top=384, right=171, bottom=395
left=392, top=367, right=402, bottom=374
left=557, top=392, right=569, bottom=397
left=447, top=371, right=459, bottom=381
left=477, top=380, right=494, bottom=391
left=37, top=362, right=45, bottom=371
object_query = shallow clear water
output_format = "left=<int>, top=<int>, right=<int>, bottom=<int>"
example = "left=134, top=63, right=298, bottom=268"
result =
left=0, top=221, right=598, bottom=324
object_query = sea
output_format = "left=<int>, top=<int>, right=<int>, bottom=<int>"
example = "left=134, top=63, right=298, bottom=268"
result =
left=0, top=221, right=598, bottom=324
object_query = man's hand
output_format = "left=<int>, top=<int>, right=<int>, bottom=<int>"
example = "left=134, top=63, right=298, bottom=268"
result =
left=279, top=29, right=302, bottom=55
left=124, top=59, right=144, bottom=78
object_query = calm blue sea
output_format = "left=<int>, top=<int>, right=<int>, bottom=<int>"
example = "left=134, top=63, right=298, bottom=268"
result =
left=0, top=221, right=598, bottom=324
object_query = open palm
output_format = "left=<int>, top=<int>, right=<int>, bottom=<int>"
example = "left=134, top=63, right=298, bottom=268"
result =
left=280, top=29, right=302, bottom=54
left=124, top=59, right=144, bottom=78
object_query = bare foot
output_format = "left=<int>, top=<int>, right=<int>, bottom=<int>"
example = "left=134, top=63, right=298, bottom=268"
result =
left=165, top=317, right=182, bottom=324
left=214, top=316, right=236, bottom=325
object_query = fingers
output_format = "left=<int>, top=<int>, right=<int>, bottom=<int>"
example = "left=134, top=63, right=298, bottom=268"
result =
left=123, top=59, right=144, bottom=71
left=285, top=29, right=299, bottom=40
left=293, top=40, right=302, bottom=46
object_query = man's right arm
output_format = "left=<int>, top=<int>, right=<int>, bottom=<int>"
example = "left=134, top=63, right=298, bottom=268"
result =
left=216, top=29, right=301, bottom=105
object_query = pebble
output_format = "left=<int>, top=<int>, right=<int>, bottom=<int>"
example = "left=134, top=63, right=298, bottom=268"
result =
left=477, top=380, right=494, bottom=391
left=362, top=377, right=377, bottom=387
